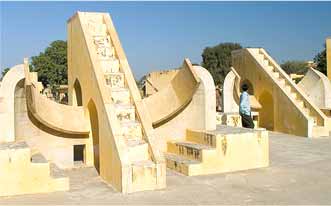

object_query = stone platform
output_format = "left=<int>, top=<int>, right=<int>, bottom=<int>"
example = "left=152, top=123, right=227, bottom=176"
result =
left=0, top=141, right=69, bottom=196
left=166, top=125, right=269, bottom=176
left=1, top=132, right=331, bottom=204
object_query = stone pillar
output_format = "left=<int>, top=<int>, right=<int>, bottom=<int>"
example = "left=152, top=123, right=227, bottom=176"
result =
left=327, top=37, right=331, bottom=80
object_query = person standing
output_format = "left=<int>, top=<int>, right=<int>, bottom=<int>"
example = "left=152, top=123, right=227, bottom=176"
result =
left=239, top=84, right=254, bottom=128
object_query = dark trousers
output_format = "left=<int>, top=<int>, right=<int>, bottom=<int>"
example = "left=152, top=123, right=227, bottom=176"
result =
left=240, top=113, right=254, bottom=129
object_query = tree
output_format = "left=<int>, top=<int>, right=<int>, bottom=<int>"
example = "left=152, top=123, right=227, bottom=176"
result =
left=314, top=44, right=327, bottom=75
left=201, top=43, right=242, bottom=86
left=280, top=60, right=309, bottom=75
left=0, top=68, right=10, bottom=81
left=30, top=40, right=67, bottom=93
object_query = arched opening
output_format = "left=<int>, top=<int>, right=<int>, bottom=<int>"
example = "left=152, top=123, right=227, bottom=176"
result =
left=258, top=91, right=274, bottom=130
left=73, top=79, right=83, bottom=106
left=87, top=100, right=100, bottom=173
left=240, top=79, right=254, bottom=95
left=14, top=79, right=25, bottom=139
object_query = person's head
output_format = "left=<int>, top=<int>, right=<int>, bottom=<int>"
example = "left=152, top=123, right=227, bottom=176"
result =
left=242, top=84, right=248, bottom=92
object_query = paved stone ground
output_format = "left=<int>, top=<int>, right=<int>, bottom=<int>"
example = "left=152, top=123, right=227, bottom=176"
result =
left=1, top=132, right=331, bottom=205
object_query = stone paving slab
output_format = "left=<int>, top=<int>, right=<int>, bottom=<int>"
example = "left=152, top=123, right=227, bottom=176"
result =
left=0, top=132, right=331, bottom=205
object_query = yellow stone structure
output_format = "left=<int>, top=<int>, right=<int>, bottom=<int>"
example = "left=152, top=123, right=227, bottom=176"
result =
left=296, top=38, right=331, bottom=119
left=232, top=48, right=331, bottom=137
left=67, top=12, right=166, bottom=193
left=0, top=141, right=68, bottom=196
left=298, top=68, right=331, bottom=111
left=0, top=11, right=270, bottom=196
left=165, top=126, right=268, bottom=176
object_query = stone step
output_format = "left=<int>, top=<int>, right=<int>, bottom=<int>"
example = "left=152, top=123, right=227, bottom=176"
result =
left=312, top=126, right=330, bottom=137
left=127, top=139, right=149, bottom=162
left=273, top=72, right=280, bottom=78
left=100, top=58, right=120, bottom=73
left=296, top=100, right=305, bottom=108
left=164, top=153, right=200, bottom=176
left=120, top=120, right=142, bottom=139
left=96, top=45, right=115, bottom=61
left=290, top=92, right=298, bottom=100
left=186, top=131, right=217, bottom=147
left=89, top=23, right=107, bottom=36
left=263, top=59, right=269, bottom=66
left=284, top=85, right=292, bottom=93
left=278, top=78, right=286, bottom=85
left=109, top=87, right=131, bottom=104
left=114, top=103, right=136, bottom=122
left=167, top=141, right=215, bottom=162
left=131, top=160, right=157, bottom=192
left=302, top=107, right=310, bottom=115
left=105, top=72, right=125, bottom=88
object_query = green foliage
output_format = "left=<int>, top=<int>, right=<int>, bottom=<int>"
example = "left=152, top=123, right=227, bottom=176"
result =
left=30, top=40, right=67, bottom=92
left=201, top=42, right=242, bottom=86
left=314, top=44, right=327, bottom=75
left=1, top=68, right=10, bottom=81
left=280, top=60, right=309, bottom=75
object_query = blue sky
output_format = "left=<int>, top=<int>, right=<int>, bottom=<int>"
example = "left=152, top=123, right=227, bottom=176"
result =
left=1, top=1, right=331, bottom=79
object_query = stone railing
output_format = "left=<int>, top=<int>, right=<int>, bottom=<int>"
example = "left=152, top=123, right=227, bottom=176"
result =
left=258, top=48, right=327, bottom=127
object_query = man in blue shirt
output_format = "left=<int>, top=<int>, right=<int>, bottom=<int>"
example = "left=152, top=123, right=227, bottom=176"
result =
left=239, top=84, right=254, bottom=128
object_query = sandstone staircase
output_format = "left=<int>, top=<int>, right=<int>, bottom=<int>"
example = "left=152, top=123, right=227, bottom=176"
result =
left=92, top=28, right=152, bottom=170
left=73, top=12, right=165, bottom=193
left=0, top=141, right=69, bottom=196
left=248, top=48, right=330, bottom=137
left=165, top=125, right=269, bottom=176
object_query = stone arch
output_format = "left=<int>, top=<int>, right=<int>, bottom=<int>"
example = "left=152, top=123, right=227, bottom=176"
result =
left=87, top=99, right=100, bottom=173
left=0, top=64, right=25, bottom=142
left=240, top=79, right=254, bottom=95
left=14, top=79, right=26, bottom=139
left=258, top=91, right=274, bottom=130
left=73, top=79, right=83, bottom=106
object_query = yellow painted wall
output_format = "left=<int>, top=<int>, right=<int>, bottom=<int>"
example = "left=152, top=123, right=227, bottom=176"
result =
left=67, top=12, right=126, bottom=192
left=232, top=49, right=311, bottom=137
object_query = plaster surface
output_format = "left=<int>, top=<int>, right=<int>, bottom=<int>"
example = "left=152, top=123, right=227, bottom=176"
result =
left=1, top=132, right=330, bottom=205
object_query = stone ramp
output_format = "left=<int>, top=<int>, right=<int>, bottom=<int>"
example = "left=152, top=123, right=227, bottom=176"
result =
left=0, top=141, right=69, bottom=196
left=232, top=48, right=331, bottom=137
left=165, top=125, right=269, bottom=176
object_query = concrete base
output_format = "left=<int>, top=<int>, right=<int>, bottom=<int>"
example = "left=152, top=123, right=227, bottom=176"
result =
left=1, top=132, right=330, bottom=204
left=165, top=125, right=269, bottom=176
